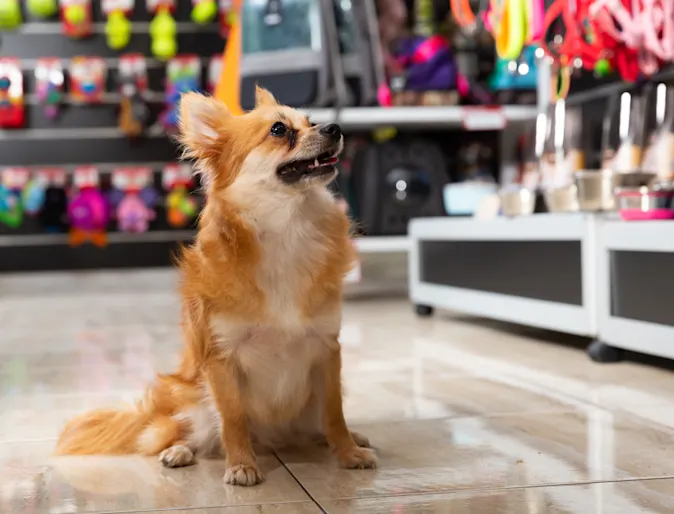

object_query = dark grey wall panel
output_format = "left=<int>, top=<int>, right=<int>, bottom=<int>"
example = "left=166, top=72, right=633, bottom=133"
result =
left=241, top=72, right=319, bottom=109
left=611, top=251, right=674, bottom=326
left=0, top=240, right=187, bottom=273
left=0, top=136, right=179, bottom=166
left=21, top=102, right=164, bottom=129
left=3, top=32, right=223, bottom=59
left=420, top=240, right=583, bottom=305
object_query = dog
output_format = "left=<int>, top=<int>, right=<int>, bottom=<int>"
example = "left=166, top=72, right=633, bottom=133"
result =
left=55, top=87, right=377, bottom=486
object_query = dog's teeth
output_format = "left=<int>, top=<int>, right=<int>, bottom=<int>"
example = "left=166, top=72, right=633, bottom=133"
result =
left=314, top=158, right=320, bottom=167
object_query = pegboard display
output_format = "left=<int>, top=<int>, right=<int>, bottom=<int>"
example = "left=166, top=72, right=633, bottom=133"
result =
left=0, top=0, right=225, bottom=271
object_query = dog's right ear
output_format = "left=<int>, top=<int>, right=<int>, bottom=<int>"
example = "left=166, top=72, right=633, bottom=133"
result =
left=178, top=93, right=230, bottom=173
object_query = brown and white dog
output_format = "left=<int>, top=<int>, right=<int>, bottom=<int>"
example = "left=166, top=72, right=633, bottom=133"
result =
left=55, top=87, right=377, bottom=486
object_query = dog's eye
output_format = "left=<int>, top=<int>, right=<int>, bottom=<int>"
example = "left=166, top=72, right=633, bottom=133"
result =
left=270, top=122, right=287, bottom=137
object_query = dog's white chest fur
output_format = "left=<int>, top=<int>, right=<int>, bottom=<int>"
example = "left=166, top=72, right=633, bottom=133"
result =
left=251, top=189, right=333, bottom=329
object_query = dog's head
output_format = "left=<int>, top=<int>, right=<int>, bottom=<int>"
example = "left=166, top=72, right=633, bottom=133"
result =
left=179, top=87, right=343, bottom=194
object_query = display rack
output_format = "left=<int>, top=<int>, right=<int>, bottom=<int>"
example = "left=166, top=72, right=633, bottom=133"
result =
left=408, top=214, right=598, bottom=337
left=0, top=1, right=545, bottom=273
left=409, top=214, right=674, bottom=364
left=593, top=220, right=674, bottom=362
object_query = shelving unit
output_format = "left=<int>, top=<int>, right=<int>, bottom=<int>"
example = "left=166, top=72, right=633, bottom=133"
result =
left=0, top=1, right=543, bottom=275
left=408, top=214, right=674, bottom=363
left=408, top=214, right=598, bottom=337
left=594, top=221, right=674, bottom=362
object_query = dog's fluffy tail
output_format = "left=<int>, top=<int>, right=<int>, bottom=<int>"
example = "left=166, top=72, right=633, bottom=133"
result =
left=54, top=376, right=196, bottom=456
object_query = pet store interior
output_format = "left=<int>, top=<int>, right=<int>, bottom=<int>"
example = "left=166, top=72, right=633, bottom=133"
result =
left=3, top=0, right=674, bottom=512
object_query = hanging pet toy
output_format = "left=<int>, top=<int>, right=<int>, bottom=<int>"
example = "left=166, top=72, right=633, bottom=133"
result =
left=68, top=167, right=109, bottom=247
left=149, top=0, right=177, bottom=61
left=109, top=167, right=158, bottom=233
left=0, top=185, right=22, bottom=228
left=27, top=0, right=58, bottom=17
left=103, top=0, right=133, bottom=50
left=22, top=178, right=47, bottom=216
left=0, top=167, right=29, bottom=228
left=163, top=164, right=199, bottom=228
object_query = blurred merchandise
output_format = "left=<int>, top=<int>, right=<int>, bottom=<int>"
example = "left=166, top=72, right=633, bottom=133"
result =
left=352, top=138, right=447, bottom=235
left=0, top=58, right=25, bottom=128
left=191, top=0, right=218, bottom=24
left=239, top=0, right=332, bottom=108
left=499, top=185, right=535, bottom=217
left=207, top=55, right=223, bottom=94
left=160, top=55, right=201, bottom=132
left=443, top=182, right=497, bottom=215
left=540, top=100, right=585, bottom=191
left=102, top=0, right=133, bottom=50
left=38, top=169, right=68, bottom=233
left=110, top=168, right=158, bottom=233
left=163, top=164, right=199, bottom=228
left=0, top=168, right=29, bottom=228
left=641, top=83, right=674, bottom=180
left=488, top=46, right=538, bottom=105
left=59, top=0, right=93, bottom=38
left=68, top=57, right=107, bottom=103
left=148, top=0, right=178, bottom=61
left=68, top=167, right=109, bottom=247
left=0, top=0, right=22, bottom=29
left=27, top=0, right=58, bottom=17
left=118, top=54, right=152, bottom=138
left=35, top=58, right=65, bottom=120
left=616, top=182, right=674, bottom=221
left=602, top=91, right=644, bottom=172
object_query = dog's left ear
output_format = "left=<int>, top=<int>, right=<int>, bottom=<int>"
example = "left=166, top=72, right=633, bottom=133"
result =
left=255, top=85, right=278, bottom=108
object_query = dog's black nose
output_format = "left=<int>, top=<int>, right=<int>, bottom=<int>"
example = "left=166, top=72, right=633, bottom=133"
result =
left=319, top=123, right=342, bottom=141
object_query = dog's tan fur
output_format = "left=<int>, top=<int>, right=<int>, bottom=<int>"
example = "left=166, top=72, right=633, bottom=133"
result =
left=55, top=87, right=377, bottom=486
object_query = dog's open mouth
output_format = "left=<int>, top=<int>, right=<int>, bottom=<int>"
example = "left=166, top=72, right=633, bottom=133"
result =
left=278, top=151, right=339, bottom=175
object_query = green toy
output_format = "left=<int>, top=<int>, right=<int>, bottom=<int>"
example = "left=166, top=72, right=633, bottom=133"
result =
left=191, top=0, right=217, bottom=24
left=105, top=10, right=132, bottom=50
left=64, top=3, right=86, bottom=24
left=150, top=8, right=177, bottom=61
left=594, top=58, right=612, bottom=78
left=0, top=0, right=21, bottom=29
left=26, top=0, right=58, bottom=17
left=0, top=186, right=23, bottom=229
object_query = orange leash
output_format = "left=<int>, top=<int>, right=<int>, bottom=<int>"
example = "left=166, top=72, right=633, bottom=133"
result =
left=214, top=0, right=243, bottom=115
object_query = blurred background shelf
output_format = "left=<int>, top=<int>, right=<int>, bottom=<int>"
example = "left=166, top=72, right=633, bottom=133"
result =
left=305, top=106, right=537, bottom=130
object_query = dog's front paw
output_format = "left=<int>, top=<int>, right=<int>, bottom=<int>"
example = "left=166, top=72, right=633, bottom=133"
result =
left=224, top=463, right=265, bottom=486
left=159, top=445, right=196, bottom=468
left=337, top=446, right=378, bottom=469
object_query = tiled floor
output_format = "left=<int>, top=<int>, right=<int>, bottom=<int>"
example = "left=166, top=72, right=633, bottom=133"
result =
left=3, top=270, right=674, bottom=513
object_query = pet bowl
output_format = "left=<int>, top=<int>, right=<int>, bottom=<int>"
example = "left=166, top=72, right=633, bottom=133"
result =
left=499, top=187, right=535, bottom=217
left=544, top=184, right=579, bottom=213
left=443, top=182, right=498, bottom=216
left=615, top=184, right=674, bottom=221
left=574, top=169, right=620, bottom=212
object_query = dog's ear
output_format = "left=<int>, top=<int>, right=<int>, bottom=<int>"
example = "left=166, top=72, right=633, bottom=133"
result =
left=255, top=85, right=278, bottom=108
left=179, top=92, right=230, bottom=160
left=178, top=93, right=231, bottom=182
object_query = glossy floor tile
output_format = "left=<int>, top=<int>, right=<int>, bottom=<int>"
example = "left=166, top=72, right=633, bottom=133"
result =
left=323, top=479, right=674, bottom=514
left=3, top=270, right=674, bottom=513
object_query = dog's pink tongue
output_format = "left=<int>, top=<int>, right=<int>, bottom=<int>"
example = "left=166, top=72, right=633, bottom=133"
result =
left=308, top=157, right=339, bottom=169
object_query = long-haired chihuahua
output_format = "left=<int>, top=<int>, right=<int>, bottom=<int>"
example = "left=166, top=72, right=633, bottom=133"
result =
left=55, top=87, right=377, bottom=486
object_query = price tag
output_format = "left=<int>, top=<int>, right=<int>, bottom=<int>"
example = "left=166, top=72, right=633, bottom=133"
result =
left=461, top=108, right=507, bottom=131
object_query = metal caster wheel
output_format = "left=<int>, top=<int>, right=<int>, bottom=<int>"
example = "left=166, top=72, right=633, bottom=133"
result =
left=415, top=304, right=434, bottom=317
left=587, top=340, right=624, bottom=363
